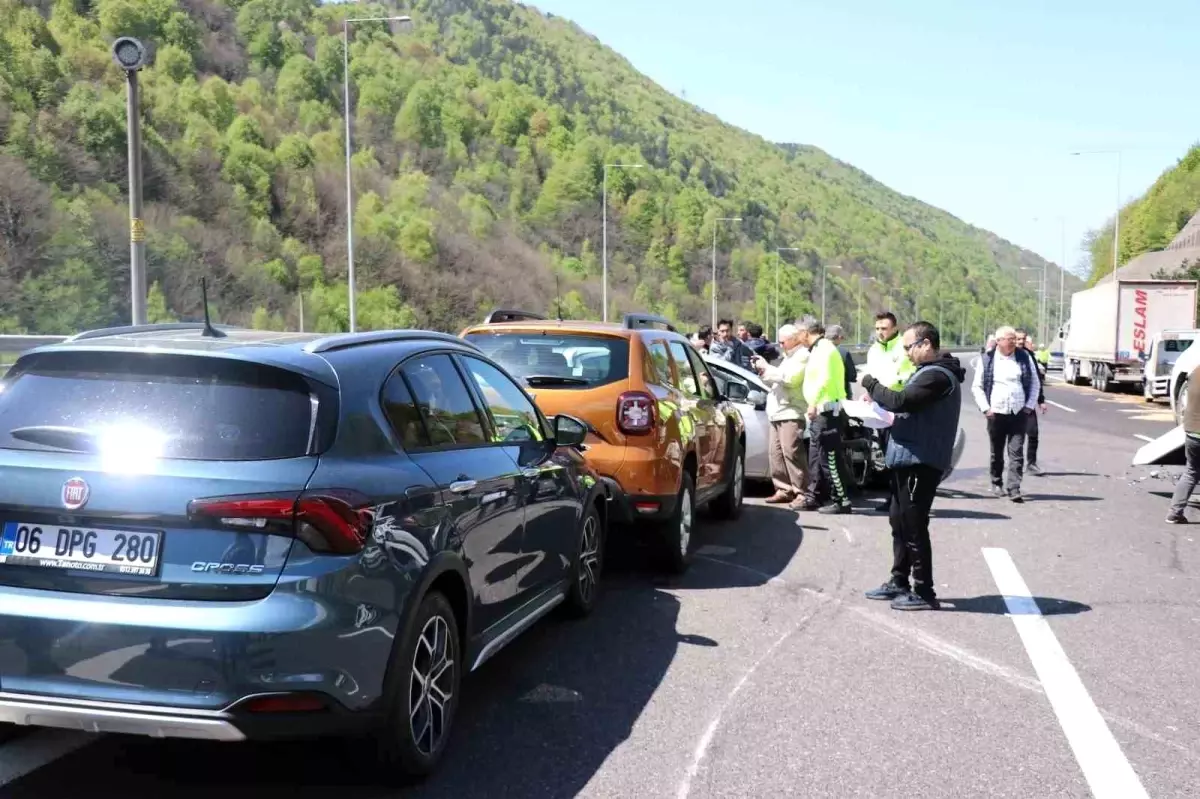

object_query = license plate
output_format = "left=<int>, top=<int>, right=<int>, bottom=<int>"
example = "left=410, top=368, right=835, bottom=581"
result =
left=0, top=522, right=161, bottom=577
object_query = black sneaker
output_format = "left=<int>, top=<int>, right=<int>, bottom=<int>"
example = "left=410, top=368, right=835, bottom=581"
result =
left=865, top=581, right=909, bottom=601
left=890, top=591, right=940, bottom=611
left=1166, top=511, right=1188, bottom=524
left=990, top=484, right=1006, bottom=497
left=1009, top=490, right=1025, bottom=504
left=818, top=502, right=851, bottom=515
left=1027, top=463, right=1044, bottom=476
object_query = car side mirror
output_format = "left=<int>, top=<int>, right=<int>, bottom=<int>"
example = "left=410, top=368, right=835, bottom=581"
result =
left=553, top=414, right=588, bottom=448
left=748, top=389, right=767, bottom=410
left=724, top=381, right=750, bottom=402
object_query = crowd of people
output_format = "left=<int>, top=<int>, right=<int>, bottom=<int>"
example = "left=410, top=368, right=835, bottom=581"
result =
left=694, top=312, right=1048, bottom=612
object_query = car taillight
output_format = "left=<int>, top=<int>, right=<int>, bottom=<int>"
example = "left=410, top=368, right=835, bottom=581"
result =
left=188, top=490, right=372, bottom=554
left=238, top=694, right=328, bottom=713
left=616, top=391, right=656, bottom=435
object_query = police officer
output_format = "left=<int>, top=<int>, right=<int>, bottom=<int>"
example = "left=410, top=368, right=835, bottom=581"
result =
left=797, top=317, right=853, bottom=514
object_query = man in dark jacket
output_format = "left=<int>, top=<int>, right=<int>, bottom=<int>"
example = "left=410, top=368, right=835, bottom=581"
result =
left=743, top=322, right=781, bottom=362
left=860, top=321, right=964, bottom=611
left=1018, top=330, right=1048, bottom=475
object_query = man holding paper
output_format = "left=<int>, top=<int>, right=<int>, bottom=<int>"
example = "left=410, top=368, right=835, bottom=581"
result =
left=860, top=321, right=965, bottom=611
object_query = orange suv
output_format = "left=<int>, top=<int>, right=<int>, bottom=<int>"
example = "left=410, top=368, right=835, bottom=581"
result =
left=460, top=310, right=747, bottom=573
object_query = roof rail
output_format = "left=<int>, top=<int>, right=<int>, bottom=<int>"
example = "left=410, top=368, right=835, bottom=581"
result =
left=303, top=330, right=475, bottom=354
left=622, top=313, right=677, bottom=332
left=483, top=309, right=547, bottom=324
left=66, top=323, right=242, bottom=342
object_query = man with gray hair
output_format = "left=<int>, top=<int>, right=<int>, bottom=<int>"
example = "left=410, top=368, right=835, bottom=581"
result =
left=972, top=325, right=1040, bottom=502
left=753, top=324, right=809, bottom=504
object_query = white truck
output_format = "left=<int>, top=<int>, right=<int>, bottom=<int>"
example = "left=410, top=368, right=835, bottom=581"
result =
left=1061, top=279, right=1198, bottom=392
left=1143, top=328, right=1200, bottom=402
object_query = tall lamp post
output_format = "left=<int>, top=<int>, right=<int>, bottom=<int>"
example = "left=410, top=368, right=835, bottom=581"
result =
left=856, top=275, right=877, bottom=345
left=775, top=247, right=800, bottom=339
left=1071, top=150, right=1122, bottom=282
left=821, top=264, right=842, bottom=327
left=1021, top=264, right=1047, bottom=343
left=601, top=163, right=644, bottom=322
left=112, top=36, right=150, bottom=325
left=711, top=217, right=742, bottom=327
left=343, top=14, right=413, bottom=332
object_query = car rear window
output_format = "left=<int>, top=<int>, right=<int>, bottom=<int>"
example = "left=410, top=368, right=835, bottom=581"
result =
left=463, top=333, right=629, bottom=389
left=0, top=351, right=318, bottom=461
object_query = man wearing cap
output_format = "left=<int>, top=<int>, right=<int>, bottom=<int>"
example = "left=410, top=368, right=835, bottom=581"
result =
left=753, top=324, right=810, bottom=506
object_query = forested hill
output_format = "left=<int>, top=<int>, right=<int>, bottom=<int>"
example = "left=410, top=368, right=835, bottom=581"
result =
left=1085, top=144, right=1200, bottom=283
left=0, top=0, right=1064, bottom=338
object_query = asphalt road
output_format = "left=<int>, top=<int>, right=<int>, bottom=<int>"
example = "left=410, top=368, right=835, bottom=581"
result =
left=0, top=355, right=1197, bottom=798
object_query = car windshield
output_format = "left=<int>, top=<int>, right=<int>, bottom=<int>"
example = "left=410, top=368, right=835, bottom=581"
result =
left=0, top=351, right=317, bottom=461
left=463, top=333, right=629, bottom=389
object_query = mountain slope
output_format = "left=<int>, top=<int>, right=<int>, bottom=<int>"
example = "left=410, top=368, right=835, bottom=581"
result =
left=0, top=0, right=1061, bottom=339
left=1086, top=143, right=1200, bottom=283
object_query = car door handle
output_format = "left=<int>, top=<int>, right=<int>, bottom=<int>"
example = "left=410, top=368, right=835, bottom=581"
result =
left=449, top=480, right=477, bottom=494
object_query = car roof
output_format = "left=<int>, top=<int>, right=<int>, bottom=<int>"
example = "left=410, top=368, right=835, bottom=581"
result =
left=19, top=325, right=476, bottom=388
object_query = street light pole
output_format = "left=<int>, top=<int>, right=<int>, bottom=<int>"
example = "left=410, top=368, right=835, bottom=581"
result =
left=711, top=217, right=742, bottom=328
left=343, top=15, right=412, bottom=332
left=112, top=37, right=150, bottom=325
left=602, top=163, right=644, bottom=322
left=1072, top=150, right=1122, bottom=282
left=775, top=247, right=800, bottom=339
left=856, top=275, right=876, bottom=344
left=821, top=264, right=842, bottom=327
left=1059, top=217, right=1067, bottom=335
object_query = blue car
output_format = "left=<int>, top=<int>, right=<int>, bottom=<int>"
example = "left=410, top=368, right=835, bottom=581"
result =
left=0, top=323, right=607, bottom=778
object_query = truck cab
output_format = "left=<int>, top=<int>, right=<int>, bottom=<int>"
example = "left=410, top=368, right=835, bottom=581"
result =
left=1144, top=329, right=1200, bottom=402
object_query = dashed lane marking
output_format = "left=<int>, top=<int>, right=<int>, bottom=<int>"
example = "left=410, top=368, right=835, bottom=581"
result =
left=1133, top=434, right=1156, bottom=443
left=1045, top=399, right=1076, bottom=413
left=982, top=547, right=1149, bottom=799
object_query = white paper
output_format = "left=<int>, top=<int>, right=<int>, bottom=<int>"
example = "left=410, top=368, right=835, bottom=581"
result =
left=841, top=398, right=895, bottom=429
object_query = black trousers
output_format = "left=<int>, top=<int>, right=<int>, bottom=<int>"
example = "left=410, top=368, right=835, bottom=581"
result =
left=1025, top=410, right=1039, bottom=466
left=807, top=411, right=852, bottom=506
left=987, top=412, right=1027, bottom=491
left=889, top=464, right=941, bottom=597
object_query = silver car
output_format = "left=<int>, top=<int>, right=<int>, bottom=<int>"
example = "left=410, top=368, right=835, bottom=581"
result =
left=703, top=355, right=771, bottom=482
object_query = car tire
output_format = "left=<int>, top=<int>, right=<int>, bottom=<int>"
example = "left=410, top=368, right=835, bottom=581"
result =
left=376, top=591, right=462, bottom=781
left=710, top=442, right=745, bottom=520
left=659, top=471, right=696, bottom=575
left=563, top=504, right=603, bottom=618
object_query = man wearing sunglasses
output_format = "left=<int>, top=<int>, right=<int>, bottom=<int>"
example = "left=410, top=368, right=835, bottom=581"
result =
left=859, top=321, right=965, bottom=611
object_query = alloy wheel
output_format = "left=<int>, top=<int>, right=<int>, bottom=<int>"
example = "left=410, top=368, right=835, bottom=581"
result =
left=409, top=615, right=454, bottom=757
left=679, top=488, right=693, bottom=556
left=578, top=514, right=600, bottom=605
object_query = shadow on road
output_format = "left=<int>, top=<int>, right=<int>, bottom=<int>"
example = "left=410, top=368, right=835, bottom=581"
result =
left=931, top=508, right=1012, bottom=520
left=1023, top=493, right=1102, bottom=502
left=940, top=595, right=1093, bottom=616
left=4, top=505, right=808, bottom=799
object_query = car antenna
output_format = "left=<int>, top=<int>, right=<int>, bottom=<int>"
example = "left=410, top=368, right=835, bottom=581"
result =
left=200, top=277, right=226, bottom=338
left=554, top=271, right=564, bottom=321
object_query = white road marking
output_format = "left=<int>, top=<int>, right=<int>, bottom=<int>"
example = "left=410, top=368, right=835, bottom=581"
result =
left=1133, top=434, right=1156, bottom=443
left=1045, top=399, right=1076, bottom=413
left=982, top=547, right=1149, bottom=799
left=0, top=729, right=93, bottom=787
left=693, top=554, right=1196, bottom=758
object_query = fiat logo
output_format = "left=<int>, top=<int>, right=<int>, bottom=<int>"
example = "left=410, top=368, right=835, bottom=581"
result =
left=62, top=477, right=90, bottom=511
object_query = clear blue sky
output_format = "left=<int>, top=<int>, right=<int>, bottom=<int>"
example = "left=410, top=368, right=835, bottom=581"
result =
left=529, top=0, right=1197, bottom=275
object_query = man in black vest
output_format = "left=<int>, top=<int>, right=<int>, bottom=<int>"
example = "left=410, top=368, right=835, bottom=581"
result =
left=971, top=326, right=1041, bottom=502
left=860, top=321, right=964, bottom=611
left=1017, top=330, right=1049, bottom=474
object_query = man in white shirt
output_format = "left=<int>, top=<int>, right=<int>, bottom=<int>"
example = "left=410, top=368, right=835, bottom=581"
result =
left=754, top=324, right=810, bottom=506
left=971, top=326, right=1041, bottom=502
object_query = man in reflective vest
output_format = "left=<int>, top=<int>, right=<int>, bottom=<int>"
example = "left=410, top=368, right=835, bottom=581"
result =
left=798, top=317, right=853, bottom=514
left=865, top=312, right=915, bottom=513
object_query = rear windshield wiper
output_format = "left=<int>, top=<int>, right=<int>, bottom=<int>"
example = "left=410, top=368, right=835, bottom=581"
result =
left=8, top=425, right=100, bottom=453
left=523, top=375, right=590, bottom=386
